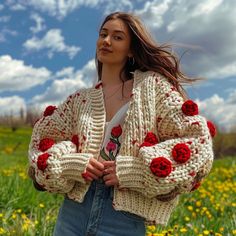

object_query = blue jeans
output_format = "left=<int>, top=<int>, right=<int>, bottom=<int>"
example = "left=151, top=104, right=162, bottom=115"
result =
left=53, top=178, right=146, bottom=236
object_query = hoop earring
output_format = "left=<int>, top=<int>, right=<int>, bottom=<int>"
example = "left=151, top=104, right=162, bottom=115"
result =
left=128, top=57, right=135, bottom=66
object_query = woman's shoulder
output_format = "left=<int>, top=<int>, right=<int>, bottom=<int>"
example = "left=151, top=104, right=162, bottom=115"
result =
left=134, top=69, right=172, bottom=89
left=68, top=87, right=94, bottom=99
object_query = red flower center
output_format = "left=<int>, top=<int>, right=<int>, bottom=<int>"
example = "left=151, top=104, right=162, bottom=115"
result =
left=37, top=153, right=50, bottom=171
left=150, top=157, right=172, bottom=178
left=181, top=100, right=199, bottom=116
left=172, top=143, right=191, bottom=163
left=43, top=105, right=57, bottom=117
left=39, top=138, right=55, bottom=152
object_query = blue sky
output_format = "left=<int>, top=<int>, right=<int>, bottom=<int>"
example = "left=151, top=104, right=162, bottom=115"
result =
left=0, top=0, right=235, bottom=132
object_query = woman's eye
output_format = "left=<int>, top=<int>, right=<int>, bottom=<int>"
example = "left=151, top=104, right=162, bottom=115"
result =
left=113, top=35, right=122, bottom=40
left=99, top=33, right=107, bottom=38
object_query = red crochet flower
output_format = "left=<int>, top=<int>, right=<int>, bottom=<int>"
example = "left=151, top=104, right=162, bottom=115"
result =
left=111, top=125, right=122, bottom=138
left=181, top=100, right=199, bottom=116
left=39, top=138, right=55, bottom=152
left=140, top=132, right=158, bottom=148
left=150, top=157, right=172, bottom=177
left=172, top=143, right=191, bottom=163
left=106, top=141, right=117, bottom=152
left=207, top=120, right=217, bottom=138
left=71, top=135, right=79, bottom=146
left=37, top=153, right=50, bottom=171
left=43, top=105, right=57, bottom=116
left=191, top=181, right=201, bottom=192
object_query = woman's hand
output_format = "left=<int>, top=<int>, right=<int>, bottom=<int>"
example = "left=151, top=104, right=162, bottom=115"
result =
left=83, top=157, right=105, bottom=181
left=103, top=161, right=119, bottom=186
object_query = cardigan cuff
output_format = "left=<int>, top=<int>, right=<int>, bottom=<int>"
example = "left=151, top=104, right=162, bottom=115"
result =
left=116, top=155, right=145, bottom=189
left=59, top=153, right=92, bottom=183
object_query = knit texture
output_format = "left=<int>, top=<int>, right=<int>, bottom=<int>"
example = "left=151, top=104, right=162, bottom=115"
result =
left=28, top=70, right=214, bottom=225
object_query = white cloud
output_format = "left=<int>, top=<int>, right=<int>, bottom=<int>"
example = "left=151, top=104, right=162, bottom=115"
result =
left=30, top=13, right=46, bottom=34
left=135, top=0, right=236, bottom=80
left=102, top=0, right=133, bottom=15
left=0, top=55, right=51, bottom=92
left=30, top=59, right=96, bottom=110
left=136, top=0, right=172, bottom=29
left=0, top=16, right=11, bottom=22
left=7, top=0, right=134, bottom=19
left=0, top=96, right=26, bottom=116
left=23, top=29, right=81, bottom=59
left=0, top=28, right=17, bottom=42
left=0, top=4, right=4, bottom=11
left=7, top=1, right=26, bottom=11
left=196, top=91, right=236, bottom=132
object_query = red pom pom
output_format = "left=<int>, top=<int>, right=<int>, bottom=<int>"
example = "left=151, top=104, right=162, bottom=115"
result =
left=150, top=157, right=172, bottom=177
left=140, top=141, right=154, bottom=148
left=207, top=120, right=217, bottom=138
left=39, top=138, right=55, bottom=152
left=191, top=181, right=201, bottom=192
left=172, top=143, right=191, bottom=163
left=43, top=105, right=57, bottom=116
left=140, top=132, right=158, bottom=148
left=111, top=125, right=122, bottom=138
left=181, top=100, right=199, bottom=116
left=71, top=135, right=79, bottom=146
left=37, top=153, right=50, bottom=171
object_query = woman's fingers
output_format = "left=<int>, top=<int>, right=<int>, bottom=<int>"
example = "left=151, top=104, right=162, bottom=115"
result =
left=83, top=157, right=105, bottom=180
left=90, top=157, right=105, bottom=171
left=103, top=161, right=115, bottom=168
left=103, top=173, right=119, bottom=186
left=102, top=160, right=119, bottom=186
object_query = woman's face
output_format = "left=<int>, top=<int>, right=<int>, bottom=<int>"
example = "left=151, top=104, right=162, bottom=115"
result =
left=96, top=19, right=132, bottom=66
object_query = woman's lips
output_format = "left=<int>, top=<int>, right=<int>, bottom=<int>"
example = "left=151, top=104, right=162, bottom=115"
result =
left=100, top=47, right=112, bottom=53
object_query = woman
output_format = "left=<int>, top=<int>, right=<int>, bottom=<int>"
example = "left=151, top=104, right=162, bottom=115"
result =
left=28, top=12, right=216, bottom=236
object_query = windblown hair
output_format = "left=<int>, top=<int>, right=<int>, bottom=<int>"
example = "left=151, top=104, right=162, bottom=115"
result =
left=96, top=11, right=199, bottom=98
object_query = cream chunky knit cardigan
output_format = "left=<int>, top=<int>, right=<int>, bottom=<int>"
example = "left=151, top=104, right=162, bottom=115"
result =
left=28, top=70, right=214, bottom=225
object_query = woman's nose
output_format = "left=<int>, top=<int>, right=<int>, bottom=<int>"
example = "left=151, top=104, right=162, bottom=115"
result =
left=103, top=35, right=111, bottom=46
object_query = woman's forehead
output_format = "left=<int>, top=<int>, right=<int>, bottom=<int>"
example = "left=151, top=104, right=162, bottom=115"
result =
left=101, top=19, right=129, bottom=34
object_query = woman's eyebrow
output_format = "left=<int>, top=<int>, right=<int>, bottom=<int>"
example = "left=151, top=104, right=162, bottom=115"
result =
left=101, top=28, right=126, bottom=36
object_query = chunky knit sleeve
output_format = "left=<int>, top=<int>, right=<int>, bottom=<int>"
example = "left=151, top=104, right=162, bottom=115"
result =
left=116, top=75, right=215, bottom=199
left=28, top=91, right=92, bottom=193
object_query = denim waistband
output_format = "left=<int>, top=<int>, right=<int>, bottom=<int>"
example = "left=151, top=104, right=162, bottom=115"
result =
left=89, top=178, right=114, bottom=199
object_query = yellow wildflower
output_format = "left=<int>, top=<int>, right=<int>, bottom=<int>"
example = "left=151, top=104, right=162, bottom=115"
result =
left=147, top=225, right=156, bottom=232
left=180, top=228, right=187, bottom=233
left=0, top=228, right=6, bottom=234
left=196, top=201, right=202, bottom=207
left=17, top=209, right=22, bottom=213
left=219, top=227, right=224, bottom=232
left=184, top=216, right=190, bottom=222
left=203, top=230, right=210, bottom=235
left=187, top=206, right=193, bottom=211
left=146, top=233, right=152, bottom=236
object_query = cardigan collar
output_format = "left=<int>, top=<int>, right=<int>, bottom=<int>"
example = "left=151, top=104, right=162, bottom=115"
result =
left=88, top=70, right=144, bottom=156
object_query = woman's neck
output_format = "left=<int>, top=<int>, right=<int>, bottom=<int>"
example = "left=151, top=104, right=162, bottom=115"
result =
left=101, top=64, right=124, bottom=87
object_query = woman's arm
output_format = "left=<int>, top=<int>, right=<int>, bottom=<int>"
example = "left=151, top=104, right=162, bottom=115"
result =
left=116, top=76, right=215, bottom=199
left=28, top=92, right=93, bottom=193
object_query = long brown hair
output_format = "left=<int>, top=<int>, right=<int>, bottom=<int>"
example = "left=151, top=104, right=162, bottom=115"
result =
left=96, top=11, right=199, bottom=97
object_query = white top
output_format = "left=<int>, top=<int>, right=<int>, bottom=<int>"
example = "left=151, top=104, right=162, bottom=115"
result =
left=100, top=102, right=130, bottom=160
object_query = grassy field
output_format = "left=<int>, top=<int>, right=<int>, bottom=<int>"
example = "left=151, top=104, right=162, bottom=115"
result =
left=0, top=126, right=235, bottom=236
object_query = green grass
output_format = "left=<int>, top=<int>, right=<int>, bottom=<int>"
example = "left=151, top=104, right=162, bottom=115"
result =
left=0, top=126, right=235, bottom=236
